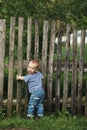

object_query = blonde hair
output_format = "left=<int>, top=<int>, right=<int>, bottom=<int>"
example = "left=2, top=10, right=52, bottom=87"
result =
left=28, top=59, right=39, bottom=71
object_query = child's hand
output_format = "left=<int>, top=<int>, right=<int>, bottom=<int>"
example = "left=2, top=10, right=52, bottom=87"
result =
left=16, top=74, right=21, bottom=80
left=16, top=74, right=24, bottom=80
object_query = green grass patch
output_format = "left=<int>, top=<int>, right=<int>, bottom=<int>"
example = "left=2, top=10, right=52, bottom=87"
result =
left=0, top=113, right=87, bottom=130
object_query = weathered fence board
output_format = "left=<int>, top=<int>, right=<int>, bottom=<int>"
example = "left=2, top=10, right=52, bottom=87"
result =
left=55, top=21, right=62, bottom=110
left=7, top=17, right=16, bottom=116
left=47, top=21, right=56, bottom=112
left=34, top=20, right=39, bottom=59
left=0, top=19, right=6, bottom=107
left=24, top=18, right=32, bottom=114
left=41, top=20, right=49, bottom=89
left=27, top=18, right=32, bottom=62
left=71, top=28, right=77, bottom=115
left=62, top=24, right=71, bottom=111
left=16, top=17, right=24, bottom=116
left=77, top=30, right=86, bottom=114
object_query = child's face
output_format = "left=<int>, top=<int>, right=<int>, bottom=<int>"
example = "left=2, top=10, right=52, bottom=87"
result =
left=27, top=62, right=37, bottom=74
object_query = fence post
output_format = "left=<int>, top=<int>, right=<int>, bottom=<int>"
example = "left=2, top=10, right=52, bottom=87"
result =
left=47, top=21, right=56, bottom=112
left=55, top=21, right=62, bottom=110
left=62, top=24, right=71, bottom=111
left=16, top=17, right=24, bottom=116
left=7, top=17, right=16, bottom=116
left=77, top=30, right=86, bottom=114
left=71, top=27, right=77, bottom=115
left=0, top=19, right=6, bottom=107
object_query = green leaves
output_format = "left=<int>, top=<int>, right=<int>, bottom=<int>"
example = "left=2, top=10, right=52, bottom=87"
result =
left=0, top=0, right=87, bottom=29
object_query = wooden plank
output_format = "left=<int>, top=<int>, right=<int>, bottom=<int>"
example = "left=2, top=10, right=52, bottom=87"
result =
left=62, top=24, right=71, bottom=111
left=16, top=17, right=24, bottom=116
left=7, top=17, right=16, bottom=116
left=47, top=21, right=55, bottom=112
left=4, top=60, right=87, bottom=72
left=2, top=96, right=86, bottom=106
left=55, top=21, right=62, bottom=110
left=27, top=18, right=32, bottom=62
left=34, top=20, right=39, bottom=59
left=41, top=20, right=49, bottom=89
left=71, top=28, right=77, bottom=115
left=24, top=18, right=32, bottom=114
left=77, top=30, right=85, bottom=114
left=0, top=19, right=6, bottom=107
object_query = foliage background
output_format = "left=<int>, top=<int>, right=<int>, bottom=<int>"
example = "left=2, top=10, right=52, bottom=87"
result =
left=0, top=0, right=87, bottom=28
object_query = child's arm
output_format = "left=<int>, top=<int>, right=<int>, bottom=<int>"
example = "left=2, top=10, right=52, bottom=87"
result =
left=16, top=74, right=24, bottom=81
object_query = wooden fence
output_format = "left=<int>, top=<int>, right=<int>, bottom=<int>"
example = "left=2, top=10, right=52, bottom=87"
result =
left=0, top=17, right=87, bottom=117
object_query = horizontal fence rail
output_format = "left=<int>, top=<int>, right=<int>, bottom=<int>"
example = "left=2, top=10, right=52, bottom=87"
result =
left=0, top=17, right=87, bottom=117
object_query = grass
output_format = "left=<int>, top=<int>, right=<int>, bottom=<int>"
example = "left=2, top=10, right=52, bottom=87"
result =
left=0, top=112, right=87, bottom=130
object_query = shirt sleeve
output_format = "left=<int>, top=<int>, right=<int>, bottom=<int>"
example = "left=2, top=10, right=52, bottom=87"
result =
left=41, top=73, right=44, bottom=79
left=24, top=75, right=30, bottom=83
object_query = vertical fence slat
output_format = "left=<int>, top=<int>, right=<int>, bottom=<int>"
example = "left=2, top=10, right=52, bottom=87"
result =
left=27, top=18, right=32, bottom=62
left=55, top=21, right=62, bottom=110
left=16, top=17, right=24, bottom=116
left=62, top=24, right=71, bottom=111
left=47, top=21, right=55, bottom=112
left=34, top=20, right=39, bottom=59
left=0, top=19, right=6, bottom=107
left=41, top=20, right=49, bottom=88
left=77, top=30, right=85, bottom=114
left=7, top=17, right=16, bottom=116
left=71, top=28, right=77, bottom=114
left=24, top=18, right=32, bottom=114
